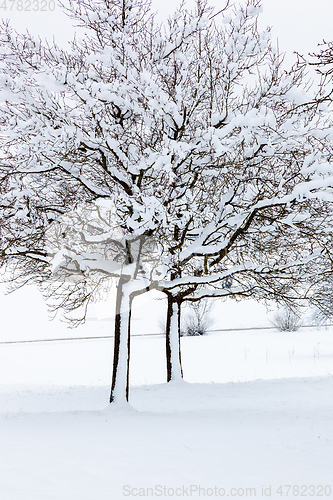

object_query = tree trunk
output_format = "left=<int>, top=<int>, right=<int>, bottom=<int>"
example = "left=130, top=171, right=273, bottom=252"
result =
left=165, top=295, right=183, bottom=382
left=110, top=275, right=132, bottom=404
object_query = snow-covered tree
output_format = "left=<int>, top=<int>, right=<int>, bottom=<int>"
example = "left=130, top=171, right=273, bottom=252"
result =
left=1, top=0, right=333, bottom=403
left=151, top=1, right=333, bottom=381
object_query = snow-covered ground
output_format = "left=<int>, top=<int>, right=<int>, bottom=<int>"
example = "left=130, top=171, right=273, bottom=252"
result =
left=0, top=286, right=333, bottom=499
left=1, top=378, right=333, bottom=500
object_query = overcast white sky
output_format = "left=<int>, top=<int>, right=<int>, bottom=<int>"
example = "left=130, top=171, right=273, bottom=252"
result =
left=2, top=0, right=332, bottom=62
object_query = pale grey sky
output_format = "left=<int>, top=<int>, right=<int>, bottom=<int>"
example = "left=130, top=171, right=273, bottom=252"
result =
left=1, top=0, right=332, bottom=60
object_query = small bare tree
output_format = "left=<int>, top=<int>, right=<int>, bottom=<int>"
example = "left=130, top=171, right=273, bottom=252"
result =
left=182, top=299, right=214, bottom=336
left=271, top=307, right=302, bottom=332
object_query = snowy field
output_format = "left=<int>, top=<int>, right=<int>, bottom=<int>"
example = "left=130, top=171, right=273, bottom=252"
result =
left=1, top=287, right=333, bottom=499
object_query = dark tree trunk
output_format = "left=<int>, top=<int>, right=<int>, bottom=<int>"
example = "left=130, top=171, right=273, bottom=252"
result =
left=126, top=294, right=133, bottom=402
left=165, top=294, right=183, bottom=382
left=110, top=275, right=132, bottom=404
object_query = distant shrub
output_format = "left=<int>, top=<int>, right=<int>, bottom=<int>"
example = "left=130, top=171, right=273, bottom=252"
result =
left=181, top=299, right=214, bottom=336
left=271, top=307, right=302, bottom=332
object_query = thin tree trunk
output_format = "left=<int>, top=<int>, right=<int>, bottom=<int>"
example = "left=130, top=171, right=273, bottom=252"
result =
left=165, top=295, right=183, bottom=382
left=126, top=294, right=133, bottom=402
left=110, top=275, right=132, bottom=404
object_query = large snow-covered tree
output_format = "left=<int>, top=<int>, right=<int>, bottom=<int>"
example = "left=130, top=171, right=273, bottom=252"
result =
left=1, top=0, right=333, bottom=403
